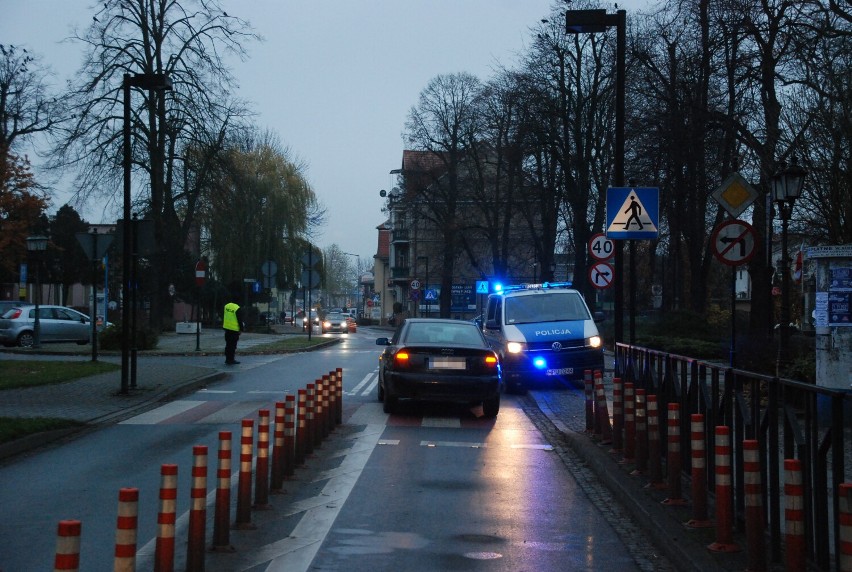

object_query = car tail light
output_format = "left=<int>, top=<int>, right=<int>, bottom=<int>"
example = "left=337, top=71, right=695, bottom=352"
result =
left=485, top=355, right=497, bottom=366
left=395, top=351, right=410, bottom=363
left=8, top=309, right=22, bottom=319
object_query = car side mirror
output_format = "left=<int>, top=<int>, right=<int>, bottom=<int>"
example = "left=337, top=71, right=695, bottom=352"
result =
left=376, top=337, right=390, bottom=346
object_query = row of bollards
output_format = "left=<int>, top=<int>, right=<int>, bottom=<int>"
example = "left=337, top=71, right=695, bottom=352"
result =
left=52, top=368, right=344, bottom=572
left=583, top=368, right=844, bottom=572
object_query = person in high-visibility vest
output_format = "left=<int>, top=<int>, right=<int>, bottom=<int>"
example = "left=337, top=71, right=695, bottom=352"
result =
left=222, top=295, right=244, bottom=365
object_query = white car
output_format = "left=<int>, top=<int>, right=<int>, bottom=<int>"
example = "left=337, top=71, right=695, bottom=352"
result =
left=0, top=305, right=106, bottom=348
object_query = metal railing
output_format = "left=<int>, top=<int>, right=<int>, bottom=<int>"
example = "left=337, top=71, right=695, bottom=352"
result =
left=615, top=342, right=850, bottom=571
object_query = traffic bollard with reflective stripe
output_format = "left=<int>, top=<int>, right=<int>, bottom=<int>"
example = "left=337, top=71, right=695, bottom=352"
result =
left=271, top=401, right=286, bottom=492
left=296, top=388, right=307, bottom=464
left=155, top=464, right=178, bottom=572
left=284, top=395, right=296, bottom=477
left=584, top=369, right=594, bottom=432
left=305, top=384, right=316, bottom=455
left=631, top=388, right=647, bottom=475
left=186, top=445, right=208, bottom=571
left=743, top=439, right=766, bottom=571
left=114, top=488, right=138, bottom=572
left=254, top=410, right=271, bottom=509
left=784, top=458, right=806, bottom=569
left=594, top=371, right=612, bottom=445
left=54, top=520, right=82, bottom=572
left=662, top=403, right=686, bottom=505
left=621, top=382, right=635, bottom=463
left=211, top=431, right=234, bottom=551
left=234, top=419, right=256, bottom=529
left=644, top=394, right=665, bottom=489
left=708, top=426, right=740, bottom=552
left=685, top=414, right=711, bottom=528
left=334, top=368, right=344, bottom=425
left=611, top=377, right=623, bottom=452
left=839, top=483, right=852, bottom=572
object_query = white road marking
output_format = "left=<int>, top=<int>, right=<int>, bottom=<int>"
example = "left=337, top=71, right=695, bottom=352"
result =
left=421, top=441, right=486, bottom=448
left=198, top=389, right=235, bottom=394
left=345, top=371, right=377, bottom=395
left=378, top=439, right=400, bottom=445
left=119, top=400, right=205, bottom=424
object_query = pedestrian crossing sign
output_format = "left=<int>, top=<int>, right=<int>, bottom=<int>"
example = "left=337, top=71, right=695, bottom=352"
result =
left=606, top=187, right=659, bottom=240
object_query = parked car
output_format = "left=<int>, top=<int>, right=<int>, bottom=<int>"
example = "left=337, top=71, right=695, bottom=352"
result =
left=375, top=318, right=502, bottom=417
left=322, top=312, right=349, bottom=333
left=0, top=305, right=104, bottom=347
left=0, top=301, right=19, bottom=317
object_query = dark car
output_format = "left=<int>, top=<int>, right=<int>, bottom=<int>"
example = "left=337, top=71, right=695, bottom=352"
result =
left=322, top=312, right=349, bottom=334
left=376, top=318, right=502, bottom=417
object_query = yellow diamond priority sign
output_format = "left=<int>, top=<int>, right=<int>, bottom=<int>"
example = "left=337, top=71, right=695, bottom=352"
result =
left=712, top=172, right=759, bottom=218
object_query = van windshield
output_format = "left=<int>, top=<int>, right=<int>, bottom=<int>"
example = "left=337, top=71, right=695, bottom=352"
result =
left=504, top=293, right=591, bottom=324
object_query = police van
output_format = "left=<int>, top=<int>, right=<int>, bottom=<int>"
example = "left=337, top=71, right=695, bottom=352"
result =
left=481, top=282, right=604, bottom=393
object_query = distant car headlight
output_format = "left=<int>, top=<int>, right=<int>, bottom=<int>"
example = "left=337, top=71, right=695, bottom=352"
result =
left=588, top=335, right=602, bottom=348
left=507, top=342, right=524, bottom=354
left=324, top=321, right=331, bottom=328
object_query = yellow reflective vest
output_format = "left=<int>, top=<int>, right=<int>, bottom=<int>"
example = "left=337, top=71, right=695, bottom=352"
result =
left=223, top=302, right=241, bottom=332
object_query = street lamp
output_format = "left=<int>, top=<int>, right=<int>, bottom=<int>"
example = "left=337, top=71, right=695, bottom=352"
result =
left=565, top=8, right=626, bottom=345
left=122, top=72, right=172, bottom=395
left=25, top=235, right=48, bottom=348
left=771, top=156, right=807, bottom=377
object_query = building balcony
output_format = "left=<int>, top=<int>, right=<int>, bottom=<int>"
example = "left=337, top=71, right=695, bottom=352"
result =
left=391, top=266, right=410, bottom=280
left=392, top=228, right=410, bottom=243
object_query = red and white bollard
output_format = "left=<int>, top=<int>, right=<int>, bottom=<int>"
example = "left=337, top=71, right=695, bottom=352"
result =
left=645, top=394, right=665, bottom=489
left=631, top=388, right=647, bottom=475
left=621, top=382, right=635, bottom=463
left=186, top=445, right=208, bottom=570
left=594, top=371, right=612, bottom=445
left=271, top=401, right=286, bottom=492
left=284, top=394, right=296, bottom=477
left=708, top=425, right=740, bottom=552
left=296, top=388, right=307, bottom=464
left=334, top=368, right=343, bottom=425
left=611, top=377, right=624, bottom=452
left=305, top=383, right=316, bottom=455
left=584, top=369, right=595, bottom=432
left=685, top=414, right=711, bottom=527
left=254, top=409, right=271, bottom=509
left=661, top=403, right=686, bottom=505
left=155, top=464, right=178, bottom=572
left=54, top=519, right=82, bottom=572
left=234, top=419, right=255, bottom=529
left=785, top=458, right=806, bottom=569
left=211, top=431, right=234, bottom=552
left=114, top=488, right=138, bottom=572
left=321, top=374, right=331, bottom=437
left=743, top=439, right=766, bottom=571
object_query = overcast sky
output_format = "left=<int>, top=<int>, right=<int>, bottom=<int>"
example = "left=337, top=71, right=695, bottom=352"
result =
left=2, top=0, right=646, bottom=263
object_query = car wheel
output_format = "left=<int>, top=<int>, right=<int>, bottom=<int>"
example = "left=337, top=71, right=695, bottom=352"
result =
left=17, top=331, right=34, bottom=348
left=482, top=395, right=500, bottom=418
left=383, top=393, right=397, bottom=414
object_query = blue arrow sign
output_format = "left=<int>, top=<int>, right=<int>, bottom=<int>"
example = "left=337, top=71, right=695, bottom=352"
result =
left=606, top=187, right=660, bottom=240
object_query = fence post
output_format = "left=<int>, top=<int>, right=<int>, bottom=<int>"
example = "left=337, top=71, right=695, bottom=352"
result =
left=743, top=439, right=766, bottom=571
left=785, top=458, right=806, bottom=569
left=685, top=414, right=711, bottom=527
left=54, top=520, right=82, bottom=572
left=708, top=426, right=740, bottom=552
left=154, top=464, right=178, bottom=572
left=662, top=403, right=686, bottom=506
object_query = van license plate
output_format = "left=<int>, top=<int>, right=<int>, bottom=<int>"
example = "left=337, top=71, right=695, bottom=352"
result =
left=546, top=367, right=573, bottom=376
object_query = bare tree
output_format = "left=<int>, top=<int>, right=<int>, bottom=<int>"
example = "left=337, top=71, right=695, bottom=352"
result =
left=50, top=0, right=259, bottom=327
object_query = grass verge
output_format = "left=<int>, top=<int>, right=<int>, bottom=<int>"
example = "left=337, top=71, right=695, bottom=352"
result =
left=0, top=417, right=85, bottom=445
left=0, top=360, right=120, bottom=390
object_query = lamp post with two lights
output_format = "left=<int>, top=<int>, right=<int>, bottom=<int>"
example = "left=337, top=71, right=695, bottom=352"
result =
left=121, top=72, right=172, bottom=394
left=770, top=156, right=807, bottom=377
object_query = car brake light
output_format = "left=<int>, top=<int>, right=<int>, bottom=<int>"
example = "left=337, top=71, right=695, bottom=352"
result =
left=485, top=355, right=497, bottom=365
left=395, top=351, right=410, bottom=362
left=9, top=309, right=22, bottom=319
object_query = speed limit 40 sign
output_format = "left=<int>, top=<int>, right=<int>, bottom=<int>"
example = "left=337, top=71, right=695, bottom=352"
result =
left=589, top=233, right=615, bottom=261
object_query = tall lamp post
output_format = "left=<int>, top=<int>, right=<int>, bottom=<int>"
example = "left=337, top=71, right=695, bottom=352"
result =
left=26, top=235, right=49, bottom=349
left=565, top=8, right=626, bottom=345
left=771, top=156, right=807, bottom=377
left=121, top=72, right=172, bottom=395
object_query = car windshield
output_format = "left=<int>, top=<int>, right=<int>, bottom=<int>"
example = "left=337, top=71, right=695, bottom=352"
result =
left=404, top=322, right=484, bottom=346
left=327, top=313, right=344, bottom=320
left=504, top=293, right=591, bottom=325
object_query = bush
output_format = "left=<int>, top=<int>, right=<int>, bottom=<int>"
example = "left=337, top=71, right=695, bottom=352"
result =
left=98, top=323, right=160, bottom=351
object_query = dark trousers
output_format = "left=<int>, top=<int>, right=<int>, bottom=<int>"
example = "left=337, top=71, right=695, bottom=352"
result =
left=224, top=329, right=240, bottom=362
